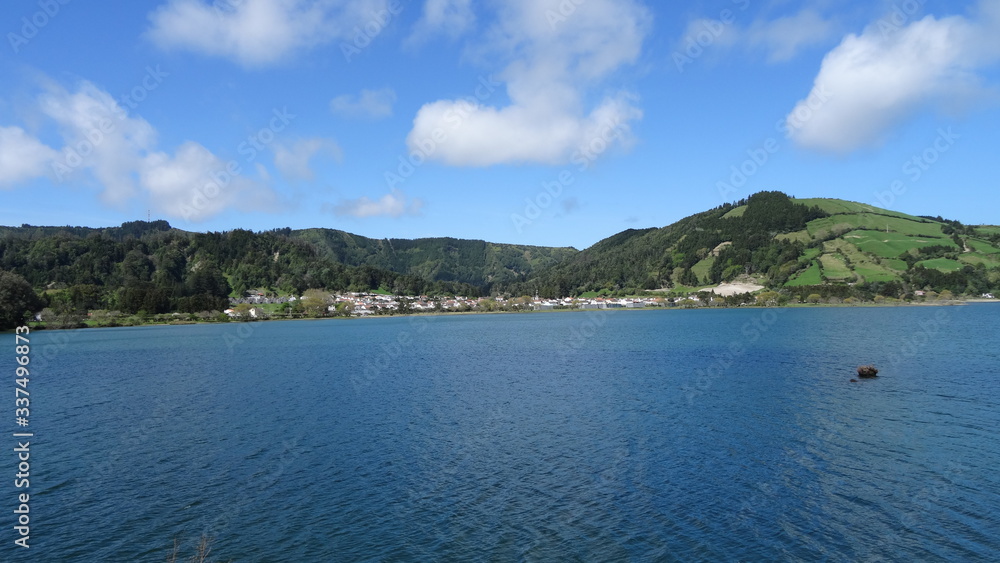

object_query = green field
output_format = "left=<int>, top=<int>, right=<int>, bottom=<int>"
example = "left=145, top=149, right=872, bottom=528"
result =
left=917, top=258, right=964, bottom=272
left=959, top=253, right=1000, bottom=269
left=853, top=265, right=900, bottom=282
left=691, top=256, right=716, bottom=284
left=843, top=230, right=958, bottom=258
left=823, top=239, right=899, bottom=282
left=785, top=260, right=822, bottom=286
left=792, top=198, right=927, bottom=221
left=819, top=254, right=854, bottom=281
left=974, top=225, right=1000, bottom=236
left=806, top=214, right=945, bottom=239
left=967, top=238, right=1000, bottom=254
left=722, top=206, right=746, bottom=218
left=883, top=258, right=909, bottom=272
left=776, top=229, right=811, bottom=243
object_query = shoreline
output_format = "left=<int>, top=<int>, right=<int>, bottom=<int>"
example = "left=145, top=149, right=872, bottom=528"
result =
left=10, top=297, right=995, bottom=333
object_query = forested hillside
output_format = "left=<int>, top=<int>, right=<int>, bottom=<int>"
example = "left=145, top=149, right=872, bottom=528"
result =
left=291, top=228, right=578, bottom=288
left=510, top=191, right=829, bottom=296
left=0, top=223, right=484, bottom=318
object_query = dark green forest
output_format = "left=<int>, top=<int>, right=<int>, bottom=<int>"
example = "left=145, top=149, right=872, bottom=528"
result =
left=0, top=222, right=491, bottom=325
left=1, top=191, right=998, bottom=329
left=0, top=220, right=584, bottom=328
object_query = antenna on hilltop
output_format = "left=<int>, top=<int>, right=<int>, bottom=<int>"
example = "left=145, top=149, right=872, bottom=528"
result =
left=147, top=209, right=150, bottom=222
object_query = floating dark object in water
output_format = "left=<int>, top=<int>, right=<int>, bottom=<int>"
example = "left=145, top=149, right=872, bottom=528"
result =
left=850, top=378, right=858, bottom=383
left=856, top=365, right=879, bottom=378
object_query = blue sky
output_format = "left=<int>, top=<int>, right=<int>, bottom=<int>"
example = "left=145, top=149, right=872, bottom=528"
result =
left=1, top=0, right=999, bottom=249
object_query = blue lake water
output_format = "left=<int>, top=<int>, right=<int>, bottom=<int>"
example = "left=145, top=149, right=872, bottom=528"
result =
left=7, top=305, right=1000, bottom=561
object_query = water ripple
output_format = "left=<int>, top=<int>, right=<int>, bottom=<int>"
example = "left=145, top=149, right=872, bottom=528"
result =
left=11, top=306, right=1000, bottom=561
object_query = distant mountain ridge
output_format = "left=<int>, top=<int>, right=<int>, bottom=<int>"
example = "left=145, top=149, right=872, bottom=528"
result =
left=2, top=192, right=998, bottom=314
left=289, top=227, right=578, bottom=288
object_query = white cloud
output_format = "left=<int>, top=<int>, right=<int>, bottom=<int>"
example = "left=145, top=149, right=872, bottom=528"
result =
left=406, top=0, right=475, bottom=46
left=2, top=79, right=279, bottom=221
left=676, top=8, right=837, bottom=65
left=330, top=88, right=397, bottom=118
left=273, top=138, right=341, bottom=180
left=406, top=0, right=649, bottom=167
left=786, top=2, right=1000, bottom=153
left=746, top=9, right=838, bottom=62
left=146, top=0, right=391, bottom=66
left=40, top=81, right=156, bottom=204
left=140, top=142, right=277, bottom=221
left=0, top=126, right=58, bottom=188
left=255, top=162, right=272, bottom=183
left=327, top=189, right=423, bottom=218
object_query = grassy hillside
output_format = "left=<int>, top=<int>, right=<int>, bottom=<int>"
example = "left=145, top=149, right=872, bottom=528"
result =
left=512, top=193, right=1000, bottom=299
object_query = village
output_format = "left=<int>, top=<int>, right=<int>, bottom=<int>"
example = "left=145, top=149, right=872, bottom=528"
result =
left=224, top=291, right=682, bottom=319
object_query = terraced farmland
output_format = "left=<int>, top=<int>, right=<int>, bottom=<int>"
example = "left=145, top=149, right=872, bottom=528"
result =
left=806, top=214, right=946, bottom=239
left=843, top=230, right=958, bottom=258
left=725, top=196, right=999, bottom=290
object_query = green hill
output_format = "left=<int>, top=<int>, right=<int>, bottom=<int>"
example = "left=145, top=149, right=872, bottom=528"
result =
left=510, top=192, right=1000, bottom=299
left=1, top=192, right=998, bottom=319
left=290, top=228, right=577, bottom=289
left=0, top=222, right=576, bottom=317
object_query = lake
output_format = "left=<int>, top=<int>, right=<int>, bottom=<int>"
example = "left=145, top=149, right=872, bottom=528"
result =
left=9, top=305, right=1000, bottom=561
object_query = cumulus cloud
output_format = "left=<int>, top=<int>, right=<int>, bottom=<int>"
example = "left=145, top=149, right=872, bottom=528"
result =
left=40, top=81, right=156, bottom=204
left=141, top=142, right=277, bottom=221
left=406, top=0, right=649, bottom=167
left=326, top=189, right=423, bottom=218
left=146, top=0, right=392, bottom=66
left=273, top=138, right=342, bottom=180
left=0, top=126, right=58, bottom=188
left=2, top=79, right=278, bottom=221
left=675, top=8, right=837, bottom=66
left=330, top=88, right=397, bottom=118
left=786, top=2, right=1000, bottom=153
left=406, top=0, right=475, bottom=46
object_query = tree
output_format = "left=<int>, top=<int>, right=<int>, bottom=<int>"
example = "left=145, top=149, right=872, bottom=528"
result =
left=0, top=270, right=44, bottom=330
left=233, top=303, right=254, bottom=319
left=756, top=291, right=781, bottom=307
left=301, top=289, right=331, bottom=317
